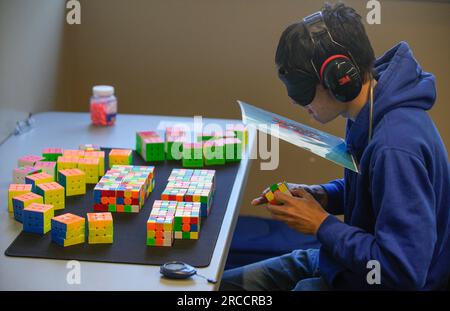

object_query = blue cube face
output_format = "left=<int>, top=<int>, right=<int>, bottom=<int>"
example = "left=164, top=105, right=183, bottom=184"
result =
left=93, top=189, right=102, bottom=203
left=58, top=173, right=67, bottom=187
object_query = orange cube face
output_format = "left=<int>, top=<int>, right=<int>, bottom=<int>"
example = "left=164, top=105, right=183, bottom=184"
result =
left=52, top=213, right=84, bottom=225
left=25, top=203, right=54, bottom=214
left=63, top=150, right=85, bottom=158
left=108, top=149, right=132, bottom=168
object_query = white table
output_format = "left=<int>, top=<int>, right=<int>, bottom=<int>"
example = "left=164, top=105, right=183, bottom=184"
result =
left=0, top=112, right=253, bottom=291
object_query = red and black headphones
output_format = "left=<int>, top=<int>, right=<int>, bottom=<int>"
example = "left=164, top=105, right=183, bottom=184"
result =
left=303, top=11, right=362, bottom=103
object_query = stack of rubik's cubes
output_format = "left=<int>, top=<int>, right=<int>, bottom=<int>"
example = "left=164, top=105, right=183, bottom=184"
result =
left=163, top=169, right=215, bottom=217
left=51, top=213, right=85, bottom=247
left=93, top=165, right=155, bottom=213
left=146, top=200, right=177, bottom=246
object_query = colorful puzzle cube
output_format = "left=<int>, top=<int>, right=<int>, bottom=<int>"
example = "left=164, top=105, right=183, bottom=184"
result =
left=174, top=202, right=201, bottom=240
left=12, top=192, right=44, bottom=223
left=224, top=138, right=242, bottom=162
left=51, top=213, right=85, bottom=247
left=203, top=139, right=226, bottom=166
left=161, top=187, right=187, bottom=202
left=57, top=156, right=79, bottom=172
left=84, top=150, right=105, bottom=176
left=13, top=166, right=41, bottom=184
left=136, top=131, right=165, bottom=162
left=185, top=186, right=214, bottom=217
left=168, top=169, right=194, bottom=182
left=108, top=149, right=133, bottom=168
left=147, top=200, right=176, bottom=246
left=63, top=149, right=85, bottom=158
left=264, top=182, right=290, bottom=205
left=182, top=143, right=204, bottom=168
left=79, top=144, right=101, bottom=152
left=87, top=212, right=113, bottom=244
left=35, top=182, right=65, bottom=210
left=18, top=155, right=44, bottom=167
left=42, top=148, right=63, bottom=161
left=58, top=168, right=86, bottom=196
left=166, top=134, right=187, bottom=161
left=25, top=172, right=54, bottom=192
left=8, top=184, right=32, bottom=213
left=34, top=161, right=57, bottom=180
left=227, top=124, right=248, bottom=147
left=77, top=157, right=100, bottom=184
left=23, top=203, right=54, bottom=235
left=93, top=165, right=154, bottom=213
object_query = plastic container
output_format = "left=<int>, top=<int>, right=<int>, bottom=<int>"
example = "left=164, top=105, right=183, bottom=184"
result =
left=90, top=85, right=117, bottom=126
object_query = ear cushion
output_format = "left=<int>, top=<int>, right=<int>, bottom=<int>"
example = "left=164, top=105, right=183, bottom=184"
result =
left=320, top=55, right=362, bottom=102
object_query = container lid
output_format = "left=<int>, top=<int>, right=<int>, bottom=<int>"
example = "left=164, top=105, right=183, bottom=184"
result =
left=93, top=85, right=115, bottom=97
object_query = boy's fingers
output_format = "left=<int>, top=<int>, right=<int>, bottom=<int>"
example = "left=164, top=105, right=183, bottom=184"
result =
left=274, top=191, right=295, bottom=204
left=251, top=196, right=267, bottom=206
left=291, top=187, right=314, bottom=200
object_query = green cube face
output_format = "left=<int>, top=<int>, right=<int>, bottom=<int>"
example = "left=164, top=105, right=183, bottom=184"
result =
left=124, top=205, right=132, bottom=213
left=270, top=184, right=279, bottom=192
left=136, top=133, right=142, bottom=155
left=146, top=238, right=155, bottom=246
left=182, top=232, right=190, bottom=239
left=167, top=141, right=183, bottom=161
left=108, top=204, right=116, bottom=212
left=146, top=142, right=165, bottom=162
left=174, top=223, right=182, bottom=231
left=182, top=158, right=204, bottom=168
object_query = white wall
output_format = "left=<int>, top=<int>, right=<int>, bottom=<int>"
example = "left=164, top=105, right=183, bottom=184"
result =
left=0, top=0, right=66, bottom=141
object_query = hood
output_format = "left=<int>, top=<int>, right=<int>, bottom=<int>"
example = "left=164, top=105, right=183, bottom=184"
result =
left=346, top=41, right=436, bottom=158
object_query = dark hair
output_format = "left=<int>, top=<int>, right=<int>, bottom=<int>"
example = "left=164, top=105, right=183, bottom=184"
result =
left=275, top=2, right=375, bottom=83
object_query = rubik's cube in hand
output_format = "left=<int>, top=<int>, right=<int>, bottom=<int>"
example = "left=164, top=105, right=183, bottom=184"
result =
left=264, top=182, right=291, bottom=205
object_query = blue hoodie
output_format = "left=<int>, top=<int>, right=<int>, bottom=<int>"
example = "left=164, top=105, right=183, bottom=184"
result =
left=318, top=42, right=450, bottom=290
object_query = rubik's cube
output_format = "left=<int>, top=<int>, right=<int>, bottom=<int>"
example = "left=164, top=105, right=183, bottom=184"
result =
left=13, top=166, right=41, bottom=184
left=203, top=139, right=225, bottom=166
left=174, top=202, right=201, bottom=240
left=51, top=213, right=85, bottom=247
left=166, top=133, right=187, bottom=161
left=79, top=144, right=101, bottom=152
left=34, top=161, right=57, bottom=180
left=136, top=131, right=165, bottom=162
left=8, top=184, right=32, bottom=213
left=25, top=172, right=54, bottom=192
left=35, top=182, right=65, bottom=210
left=264, top=182, right=290, bottom=205
left=85, top=150, right=106, bottom=176
left=185, top=184, right=214, bottom=217
left=12, top=192, right=43, bottom=223
left=18, top=155, right=44, bottom=167
left=42, top=148, right=63, bottom=161
left=108, top=149, right=133, bottom=168
left=57, top=156, right=79, bottom=171
left=63, top=149, right=85, bottom=158
left=227, top=124, right=248, bottom=147
left=77, top=157, right=100, bottom=184
left=58, top=169, right=86, bottom=196
left=147, top=200, right=176, bottom=246
left=182, top=143, right=204, bottom=168
left=93, top=165, right=154, bottom=213
left=224, top=138, right=243, bottom=162
left=168, top=168, right=194, bottom=182
left=87, top=212, right=113, bottom=244
left=23, top=203, right=54, bottom=235
left=161, top=188, right=187, bottom=202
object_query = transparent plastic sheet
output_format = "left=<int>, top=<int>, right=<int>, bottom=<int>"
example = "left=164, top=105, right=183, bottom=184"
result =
left=238, top=100, right=359, bottom=173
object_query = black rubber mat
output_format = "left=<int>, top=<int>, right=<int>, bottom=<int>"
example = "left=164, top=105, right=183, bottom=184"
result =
left=5, top=148, right=241, bottom=267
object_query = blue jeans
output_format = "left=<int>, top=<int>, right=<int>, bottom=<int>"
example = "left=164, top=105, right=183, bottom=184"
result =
left=220, top=249, right=331, bottom=291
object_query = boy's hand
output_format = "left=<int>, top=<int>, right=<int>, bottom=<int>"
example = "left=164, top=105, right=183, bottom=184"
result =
left=251, top=183, right=328, bottom=209
left=266, top=188, right=329, bottom=235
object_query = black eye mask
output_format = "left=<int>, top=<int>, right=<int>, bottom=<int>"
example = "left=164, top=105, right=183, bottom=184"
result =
left=278, top=68, right=318, bottom=107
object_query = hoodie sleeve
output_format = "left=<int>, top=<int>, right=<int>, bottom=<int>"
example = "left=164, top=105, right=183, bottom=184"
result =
left=320, top=179, right=345, bottom=215
left=317, top=148, right=437, bottom=290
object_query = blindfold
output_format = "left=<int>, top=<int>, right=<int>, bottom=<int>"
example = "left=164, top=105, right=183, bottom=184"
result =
left=278, top=67, right=318, bottom=107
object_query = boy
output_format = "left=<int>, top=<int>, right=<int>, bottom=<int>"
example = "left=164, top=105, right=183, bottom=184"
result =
left=221, top=3, right=450, bottom=290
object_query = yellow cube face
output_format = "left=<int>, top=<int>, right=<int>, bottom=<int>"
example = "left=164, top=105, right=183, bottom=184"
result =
left=78, top=159, right=99, bottom=184
left=45, top=188, right=65, bottom=210
left=8, top=184, right=32, bottom=212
